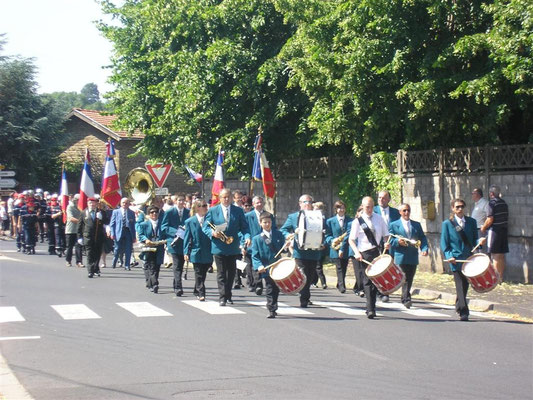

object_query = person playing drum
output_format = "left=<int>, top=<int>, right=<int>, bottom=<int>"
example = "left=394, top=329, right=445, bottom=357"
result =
left=252, top=212, right=286, bottom=318
left=280, top=194, right=325, bottom=308
left=441, top=198, right=486, bottom=321
left=348, top=196, right=390, bottom=319
left=389, top=203, right=429, bottom=308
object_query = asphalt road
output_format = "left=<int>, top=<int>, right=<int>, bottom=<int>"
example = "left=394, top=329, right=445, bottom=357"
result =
left=1, top=241, right=532, bottom=400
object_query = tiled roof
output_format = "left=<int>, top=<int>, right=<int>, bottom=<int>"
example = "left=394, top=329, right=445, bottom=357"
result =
left=68, top=108, right=144, bottom=140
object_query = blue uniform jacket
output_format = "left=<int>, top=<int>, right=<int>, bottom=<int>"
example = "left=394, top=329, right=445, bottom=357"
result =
left=373, top=205, right=401, bottom=225
left=280, top=212, right=322, bottom=261
left=183, top=216, right=213, bottom=264
left=136, top=218, right=164, bottom=265
left=203, top=204, right=250, bottom=255
left=161, top=207, right=190, bottom=255
left=251, top=229, right=285, bottom=278
left=244, top=210, right=276, bottom=254
left=440, top=216, right=478, bottom=272
left=325, top=215, right=352, bottom=259
left=110, top=208, right=137, bottom=241
left=389, top=219, right=429, bottom=265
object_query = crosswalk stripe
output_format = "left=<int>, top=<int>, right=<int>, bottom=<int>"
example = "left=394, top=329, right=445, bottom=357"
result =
left=376, top=301, right=406, bottom=310
left=51, top=304, right=101, bottom=320
left=182, top=300, right=245, bottom=315
left=0, top=307, right=25, bottom=323
left=246, top=301, right=313, bottom=315
left=312, top=301, right=383, bottom=316
left=402, top=309, right=449, bottom=317
left=116, top=302, right=172, bottom=317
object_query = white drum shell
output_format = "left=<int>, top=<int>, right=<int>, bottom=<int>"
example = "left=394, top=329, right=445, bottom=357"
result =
left=297, top=210, right=324, bottom=250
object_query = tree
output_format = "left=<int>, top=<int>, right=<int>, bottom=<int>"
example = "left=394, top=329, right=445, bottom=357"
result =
left=80, top=82, right=101, bottom=106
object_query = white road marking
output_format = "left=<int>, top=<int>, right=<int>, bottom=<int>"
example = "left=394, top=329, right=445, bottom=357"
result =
left=182, top=300, right=245, bottom=315
left=402, top=309, right=449, bottom=317
left=428, top=303, right=456, bottom=310
left=246, top=301, right=313, bottom=315
left=470, top=311, right=509, bottom=320
left=312, top=301, right=384, bottom=316
left=376, top=301, right=406, bottom=310
left=0, top=255, right=26, bottom=262
left=0, top=336, right=41, bottom=341
left=116, top=302, right=173, bottom=317
left=0, top=306, right=25, bottom=323
left=51, top=304, right=101, bottom=320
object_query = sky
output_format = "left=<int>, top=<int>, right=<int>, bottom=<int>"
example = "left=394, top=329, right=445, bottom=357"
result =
left=1, top=0, right=116, bottom=95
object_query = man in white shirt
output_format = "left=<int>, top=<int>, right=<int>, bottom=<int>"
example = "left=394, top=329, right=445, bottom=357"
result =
left=471, top=187, right=489, bottom=232
left=348, top=196, right=389, bottom=319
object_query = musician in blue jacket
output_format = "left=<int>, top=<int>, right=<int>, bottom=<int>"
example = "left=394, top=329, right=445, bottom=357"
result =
left=389, top=203, right=429, bottom=308
left=325, top=201, right=352, bottom=293
left=280, top=194, right=324, bottom=308
left=441, top=198, right=485, bottom=321
left=161, top=193, right=190, bottom=296
left=184, top=199, right=213, bottom=301
left=203, top=188, right=250, bottom=306
left=252, top=212, right=286, bottom=318
left=136, top=206, right=164, bottom=293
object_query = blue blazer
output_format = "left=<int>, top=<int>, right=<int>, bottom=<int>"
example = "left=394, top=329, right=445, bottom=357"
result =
left=374, top=206, right=401, bottom=226
left=183, top=216, right=213, bottom=264
left=325, top=215, right=352, bottom=259
left=389, top=219, right=428, bottom=265
left=110, top=208, right=137, bottom=241
left=244, top=210, right=276, bottom=254
left=440, top=216, right=478, bottom=272
left=161, top=207, right=190, bottom=255
left=136, top=218, right=164, bottom=264
left=203, top=204, right=250, bottom=255
left=280, top=212, right=322, bottom=261
left=251, top=229, right=285, bottom=278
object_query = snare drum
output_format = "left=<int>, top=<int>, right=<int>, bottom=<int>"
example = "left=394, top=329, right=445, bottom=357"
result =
left=269, top=258, right=307, bottom=295
left=297, top=210, right=324, bottom=250
left=462, top=253, right=500, bottom=293
left=365, top=254, right=405, bottom=295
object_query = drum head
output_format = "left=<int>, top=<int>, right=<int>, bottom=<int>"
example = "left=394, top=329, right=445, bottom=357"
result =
left=367, top=255, right=392, bottom=277
left=270, top=258, right=296, bottom=280
left=462, top=254, right=490, bottom=277
left=297, top=211, right=306, bottom=249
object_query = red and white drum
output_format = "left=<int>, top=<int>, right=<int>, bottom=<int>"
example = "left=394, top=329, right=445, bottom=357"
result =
left=365, top=254, right=405, bottom=295
left=462, top=253, right=500, bottom=293
left=269, top=258, right=307, bottom=295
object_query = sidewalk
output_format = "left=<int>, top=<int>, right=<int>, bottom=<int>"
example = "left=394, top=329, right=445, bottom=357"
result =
left=321, top=262, right=533, bottom=322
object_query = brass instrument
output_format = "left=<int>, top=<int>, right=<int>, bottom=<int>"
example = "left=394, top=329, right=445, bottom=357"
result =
left=141, top=240, right=166, bottom=253
left=332, top=232, right=348, bottom=251
left=389, top=233, right=421, bottom=249
left=207, top=221, right=234, bottom=245
left=124, top=168, right=155, bottom=206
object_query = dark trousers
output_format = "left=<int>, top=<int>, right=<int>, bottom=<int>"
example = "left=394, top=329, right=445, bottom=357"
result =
left=86, top=241, right=103, bottom=275
left=54, top=225, right=66, bottom=253
left=214, top=254, right=237, bottom=301
left=400, top=264, right=417, bottom=304
left=233, top=254, right=244, bottom=287
left=296, top=258, right=316, bottom=306
left=171, top=254, right=185, bottom=293
left=144, top=254, right=160, bottom=289
left=47, top=222, right=56, bottom=252
left=312, top=256, right=327, bottom=286
left=193, top=263, right=211, bottom=298
left=65, top=233, right=82, bottom=264
left=38, top=219, right=46, bottom=240
left=23, top=227, right=36, bottom=250
left=361, top=247, right=380, bottom=312
left=244, top=252, right=262, bottom=290
left=351, top=256, right=365, bottom=293
left=453, top=269, right=470, bottom=317
left=333, top=257, right=349, bottom=292
left=265, top=275, right=280, bottom=312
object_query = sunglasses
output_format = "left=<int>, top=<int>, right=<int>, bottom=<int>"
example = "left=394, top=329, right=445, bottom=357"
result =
left=200, top=204, right=208, bottom=207
left=401, top=209, right=411, bottom=213
left=455, top=205, right=465, bottom=209
left=301, top=200, right=312, bottom=204
left=149, top=211, right=159, bottom=214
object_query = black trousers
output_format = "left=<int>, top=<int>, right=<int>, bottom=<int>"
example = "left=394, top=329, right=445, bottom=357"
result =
left=214, top=254, right=237, bottom=301
left=65, top=233, right=82, bottom=264
left=265, top=275, right=280, bottom=312
left=312, top=255, right=326, bottom=286
left=333, top=257, right=349, bottom=292
left=54, top=225, right=66, bottom=253
left=361, top=247, right=380, bottom=312
left=144, top=253, right=161, bottom=289
left=400, top=264, right=417, bottom=304
left=47, top=221, right=56, bottom=252
left=244, top=252, right=262, bottom=290
left=171, top=253, right=185, bottom=293
left=233, top=254, right=245, bottom=287
left=193, top=263, right=211, bottom=298
left=296, top=258, right=316, bottom=306
left=453, top=269, right=470, bottom=317
left=351, top=256, right=365, bottom=293
left=86, top=241, right=103, bottom=275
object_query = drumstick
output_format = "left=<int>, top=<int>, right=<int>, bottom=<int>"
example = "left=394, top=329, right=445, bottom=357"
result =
left=444, top=259, right=469, bottom=263
left=359, top=258, right=372, bottom=266
left=471, top=242, right=482, bottom=253
left=273, top=234, right=295, bottom=259
left=381, top=235, right=391, bottom=256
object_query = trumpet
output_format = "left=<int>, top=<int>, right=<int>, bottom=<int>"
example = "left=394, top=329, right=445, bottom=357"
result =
left=141, top=239, right=166, bottom=252
left=207, top=221, right=234, bottom=245
left=390, top=234, right=421, bottom=249
left=332, top=232, right=348, bottom=251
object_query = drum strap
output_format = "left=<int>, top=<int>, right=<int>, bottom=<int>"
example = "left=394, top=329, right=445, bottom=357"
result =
left=358, top=217, right=379, bottom=248
left=261, top=233, right=279, bottom=260
left=449, top=218, right=473, bottom=249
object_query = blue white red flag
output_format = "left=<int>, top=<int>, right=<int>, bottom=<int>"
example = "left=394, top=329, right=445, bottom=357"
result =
left=211, top=150, right=225, bottom=206
left=101, top=140, right=122, bottom=208
left=185, top=165, right=203, bottom=183
left=252, top=134, right=262, bottom=181
left=78, top=148, right=95, bottom=210
left=60, top=166, right=69, bottom=223
left=251, top=134, right=275, bottom=198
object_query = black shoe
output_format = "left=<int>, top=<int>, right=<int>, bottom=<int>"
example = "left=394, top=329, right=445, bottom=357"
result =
left=57, top=251, right=62, bottom=258
left=322, top=284, right=328, bottom=289
left=112, top=264, right=116, bottom=269
left=219, top=300, right=226, bottom=306
left=31, top=248, right=35, bottom=254
left=88, top=273, right=94, bottom=278
left=404, top=300, right=412, bottom=309
left=460, top=314, right=469, bottom=321
left=17, top=248, right=21, bottom=252
left=300, top=303, right=308, bottom=308
left=227, top=299, right=234, bottom=305
left=307, top=301, right=313, bottom=306
left=97, top=272, right=101, bottom=277
left=233, top=284, right=241, bottom=289
left=339, top=288, right=346, bottom=294
left=153, top=286, right=158, bottom=294
left=255, top=287, right=263, bottom=296
left=367, top=311, right=376, bottom=319
left=125, top=267, right=131, bottom=271
left=176, top=290, right=183, bottom=297
left=248, top=287, right=255, bottom=292
left=380, top=295, right=389, bottom=303
left=267, top=311, right=276, bottom=319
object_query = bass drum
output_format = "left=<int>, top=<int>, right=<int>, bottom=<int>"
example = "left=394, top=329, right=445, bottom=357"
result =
left=297, top=210, right=324, bottom=250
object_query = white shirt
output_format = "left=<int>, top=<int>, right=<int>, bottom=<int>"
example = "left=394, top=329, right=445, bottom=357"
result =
left=337, top=215, right=345, bottom=229
left=349, top=212, right=388, bottom=258
left=471, top=198, right=489, bottom=228
left=150, top=219, right=158, bottom=233
left=221, top=205, right=230, bottom=221
left=455, top=215, right=466, bottom=228
left=379, top=206, right=390, bottom=226
left=262, top=230, right=271, bottom=239
left=196, top=214, right=204, bottom=225
left=401, top=218, right=411, bottom=237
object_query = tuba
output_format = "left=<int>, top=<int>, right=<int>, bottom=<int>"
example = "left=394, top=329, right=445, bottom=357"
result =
left=124, top=168, right=155, bottom=206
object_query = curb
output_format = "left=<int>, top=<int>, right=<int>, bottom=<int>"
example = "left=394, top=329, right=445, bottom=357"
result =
left=412, top=287, right=495, bottom=312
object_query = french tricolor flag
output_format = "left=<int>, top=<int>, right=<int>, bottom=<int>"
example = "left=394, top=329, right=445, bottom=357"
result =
left=60, top=167, right=69, bottom=223
left=211, top=150, right=225, bottom=206
left=101, top=140, right=122, bottom=208
left=185, top=165, right=203, bottom=183
left=78, top=148, right=95, bottom=211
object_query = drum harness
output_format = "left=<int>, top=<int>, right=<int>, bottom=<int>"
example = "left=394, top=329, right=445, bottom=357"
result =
left=261, top=232, right=281, bottom=262
left=449, top=218, right=473, bottom=249
left=358, top=216, right=379, bottom=251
